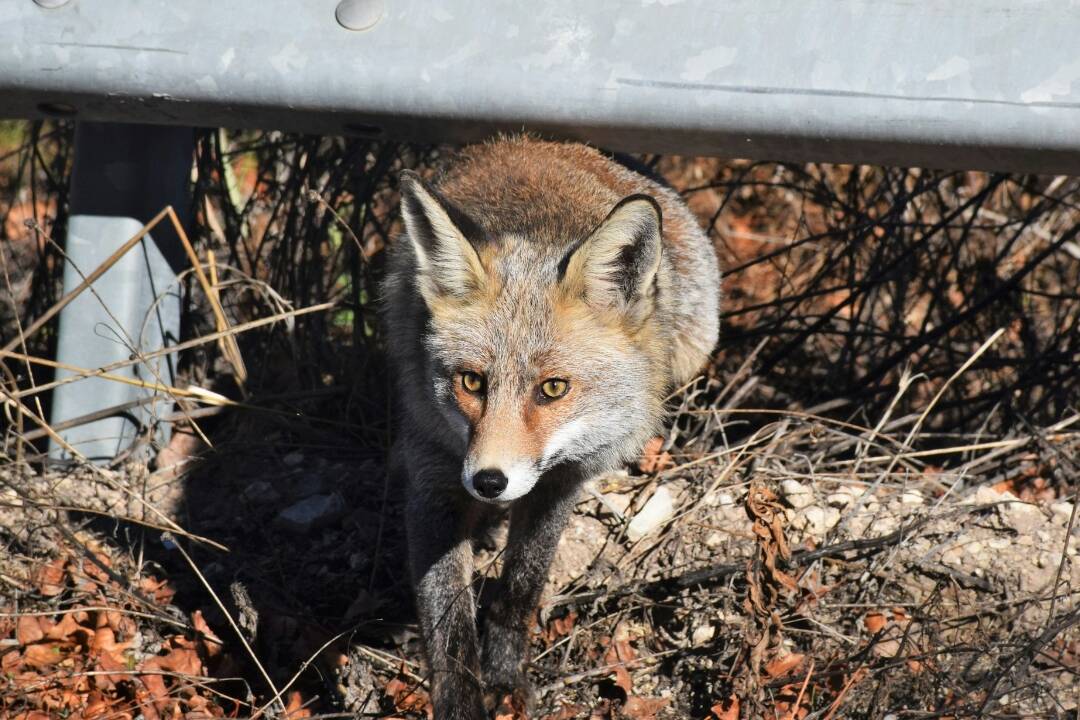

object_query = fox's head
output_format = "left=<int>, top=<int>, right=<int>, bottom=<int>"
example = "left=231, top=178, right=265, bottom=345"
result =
left=399, top=171, right=669, bottom=503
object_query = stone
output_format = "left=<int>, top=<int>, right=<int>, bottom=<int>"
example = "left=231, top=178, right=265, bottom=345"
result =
left=900, top=489, right=925, bottom=506
left=628, top=486, right=675, bottom=541
left=826, top=487, right=857, bottom=508
left=691, top=622, right=715, bottom=646
left=780, top=480, right=815, bottom=509
left=941, top=546, right=965, bottom=568
left=799, top=506, right=840, bottom=537
left=275, top=492, right=346, bottom=534
left=1050, top=501, right=1076, bottom=527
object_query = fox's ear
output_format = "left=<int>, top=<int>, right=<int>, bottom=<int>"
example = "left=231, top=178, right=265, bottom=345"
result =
left=560, top=194, right=662, bottom=324
left=399, top=170, right=487, bottom=302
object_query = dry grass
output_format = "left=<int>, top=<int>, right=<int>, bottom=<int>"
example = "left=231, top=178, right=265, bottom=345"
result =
left=0, top=122, right=1078, bottom=719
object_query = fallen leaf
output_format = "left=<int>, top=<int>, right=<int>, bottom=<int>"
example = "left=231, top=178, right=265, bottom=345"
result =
left=16, top=615, right=44, bottom=644
left=285, top=690, right=312, bottom=719
left=22, top=642, right=70, bottom=668
left=613, top=664, right=633, bottom=695
left=863, top=612, right=887, bottom=634
left=385, top=674, right=431, bottom=714
left=765, top=653, right=805, bottom=678
left=543, top=703, right=588, bottom=720
left=44, top=612, right=85, bottom=643
left=623, top=696, right=669, bottom=720
left=35, top=557, right=67, bottom=597
left=191, top=610, right=224, bottom=659
left=710, top=696, right=740, bottom=720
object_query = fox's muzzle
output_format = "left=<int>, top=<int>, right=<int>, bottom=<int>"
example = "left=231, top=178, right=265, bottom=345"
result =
left=462, top=458, right=540, bottom=503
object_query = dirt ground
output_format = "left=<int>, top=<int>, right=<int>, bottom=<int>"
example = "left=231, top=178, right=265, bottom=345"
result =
left=1, top=124, right=1079, bottom=719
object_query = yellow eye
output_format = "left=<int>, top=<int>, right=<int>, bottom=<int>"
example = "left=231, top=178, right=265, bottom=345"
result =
left=540, top=378, right=569, bottom=400
left=461, top=371, right=485, bottom=394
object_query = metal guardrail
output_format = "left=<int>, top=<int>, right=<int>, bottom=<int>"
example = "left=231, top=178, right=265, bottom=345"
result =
left=3, top=0, right=1080, bottom=174
left=4, top=0, right=1080, bottom=460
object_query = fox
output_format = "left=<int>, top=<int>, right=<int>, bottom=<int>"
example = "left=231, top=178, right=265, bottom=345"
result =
left=381, top=136, right=720, bottom=719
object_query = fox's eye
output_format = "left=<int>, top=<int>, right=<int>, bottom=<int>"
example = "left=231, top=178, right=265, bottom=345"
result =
left=461, top=371, right=485, bottom=394
left=540, top=378, right=569, bottom=400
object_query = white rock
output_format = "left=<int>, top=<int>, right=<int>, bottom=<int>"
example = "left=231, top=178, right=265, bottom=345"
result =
left=963, top=485, right=1003, bottom=505
left=1003, top=500, right=1044, bottom=535
left=941, top=546, right=965, bottom=568
left=600, top=491, right=632, bottom=517
left=1050, top=501, right=1075, bottom=526
left=800, top=506, right=840, bottom=537
left=627, top=486, right=675, bottom=540
left=691, top=622, right=716, bottom=646
left=780, top=480, right=815, bottom=509
left=705, top=531, right=724, bottom=548
left=826, top=488, right=857, bottom=508
left=873, top=515, right=899, bottom=536
left=900, top=489, right=925, bottom=506
left=706, top=491, right=737, bottom=508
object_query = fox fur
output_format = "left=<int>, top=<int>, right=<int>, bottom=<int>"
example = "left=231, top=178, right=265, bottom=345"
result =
left=381, top=136, right=720, bottom=718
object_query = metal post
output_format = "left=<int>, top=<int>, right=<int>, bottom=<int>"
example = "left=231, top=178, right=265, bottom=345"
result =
left=49, top=122, right=192, bottom=463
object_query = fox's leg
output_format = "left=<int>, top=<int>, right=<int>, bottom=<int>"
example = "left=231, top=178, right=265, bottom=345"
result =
left=481, top=479, right=578, bottom=707
left=405, top=476, right=485, bottom=720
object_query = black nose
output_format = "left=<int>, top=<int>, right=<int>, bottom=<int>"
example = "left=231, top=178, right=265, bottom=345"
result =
left=472, top=469, right=508, bottom=499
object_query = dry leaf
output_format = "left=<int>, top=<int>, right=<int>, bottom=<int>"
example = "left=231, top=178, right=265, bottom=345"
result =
left=543, top=703, right=589, bottom=720
left=35, top=557, right=67, bottom=597
left=765, top=653, right=805, bottom=678
left=710, top=695, right=740, bottom=720
left=22, top=642, right=69, bottom=668
left=623, top=696, right=669, bottom=720
left=385, top=675, right=431, bottom=714
left=16, top=615, right=44, bottom=645
left=863, top=612, right=887, bottom=634
left=191, top=610, right=224, bottom=659
left=285, top=690, right=312, bottom=719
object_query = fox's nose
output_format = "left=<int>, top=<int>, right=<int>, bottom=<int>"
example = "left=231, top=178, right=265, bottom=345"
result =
left=472, top=469, right=508, bottom=499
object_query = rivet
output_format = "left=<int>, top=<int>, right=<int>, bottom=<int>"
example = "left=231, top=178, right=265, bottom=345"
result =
left=33, top=0, right=72, bottom=8
left=335, top=0, right=384, bottom=31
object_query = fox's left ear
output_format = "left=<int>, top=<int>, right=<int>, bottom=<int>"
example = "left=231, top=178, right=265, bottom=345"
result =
left=560, top=194, right=662, bottom=325
left=399, top=170, right=487, bottom=304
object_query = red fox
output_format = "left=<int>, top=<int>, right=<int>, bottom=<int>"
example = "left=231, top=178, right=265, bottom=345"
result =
left=382, top=136, right=720, bottom=718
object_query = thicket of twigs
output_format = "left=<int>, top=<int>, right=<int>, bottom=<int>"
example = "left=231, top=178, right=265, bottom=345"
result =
left=0, top=121, right=1078, bottom=719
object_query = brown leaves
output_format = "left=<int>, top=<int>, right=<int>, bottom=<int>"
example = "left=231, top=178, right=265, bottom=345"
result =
left=741, top=484, right=798, bottom=692
left=34, top=556, right=67, bottom=597
left=709, top=695, right=740, bottom=720
left=384, top=673, right=431, bottom=716
left=764, top=653, right=805, bottom=679
left=2, top=545, right=229, bottom=720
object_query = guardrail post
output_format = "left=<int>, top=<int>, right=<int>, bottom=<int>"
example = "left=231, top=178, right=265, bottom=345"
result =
left=49, top=122, right=193, bottom=463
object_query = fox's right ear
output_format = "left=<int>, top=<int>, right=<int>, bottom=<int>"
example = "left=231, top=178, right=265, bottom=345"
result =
left=399, top=171, right=487, bottom=303
left=560, top=194, right=662, bottom=326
